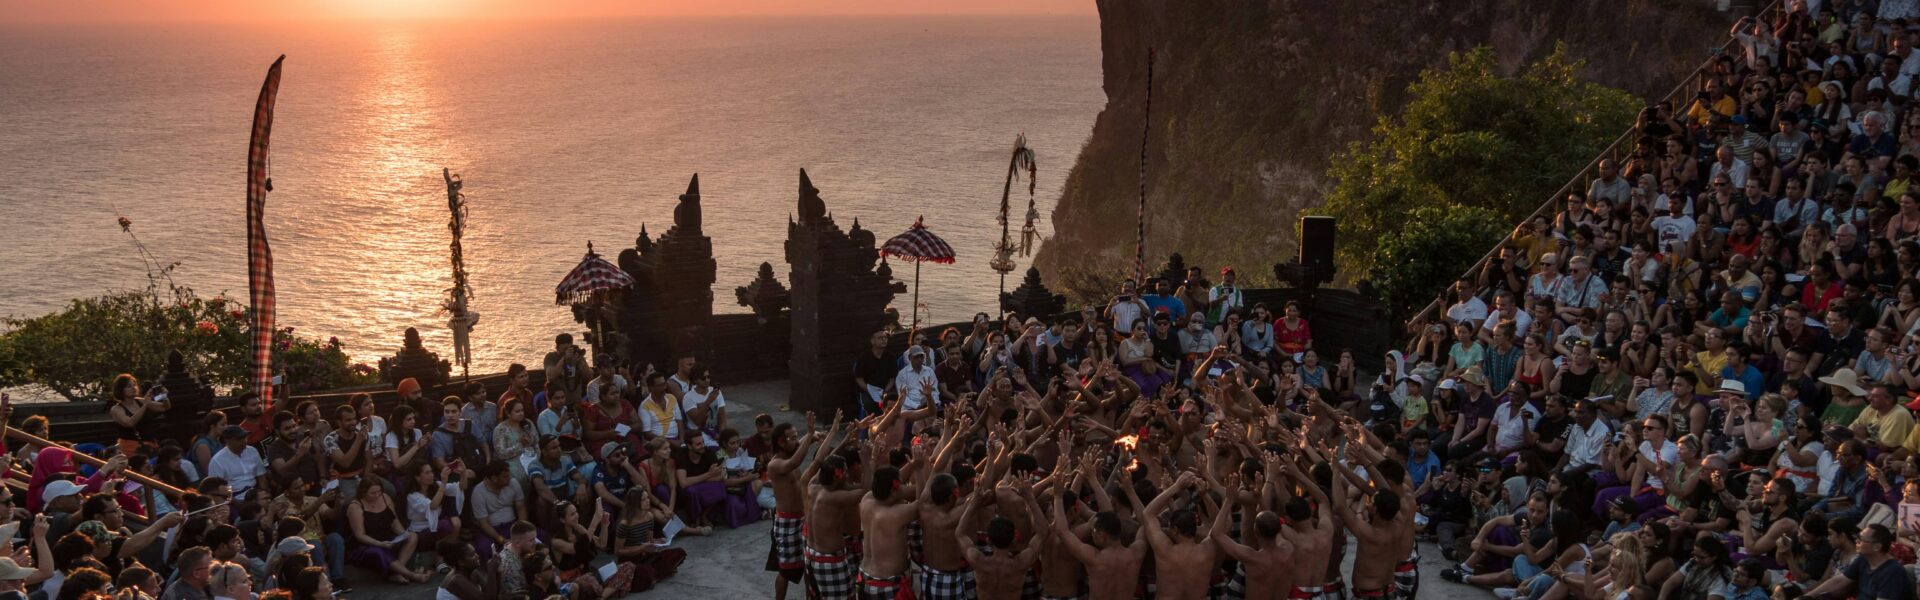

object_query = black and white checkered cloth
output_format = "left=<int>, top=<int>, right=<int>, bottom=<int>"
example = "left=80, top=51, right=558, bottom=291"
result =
left=1392, top=549, right=1419, bottom=600
left=918, top=562, right=977, bottom=600
left=806, top=545, right=855, bottom=600
left=767, top=514, right=804, bottom=572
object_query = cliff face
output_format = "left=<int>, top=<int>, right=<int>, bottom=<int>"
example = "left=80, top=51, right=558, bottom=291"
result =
left=1036, top=0, right=1736, bottom=281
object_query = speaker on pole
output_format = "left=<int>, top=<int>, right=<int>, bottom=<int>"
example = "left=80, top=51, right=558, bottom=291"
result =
left=1300, top=215, right=1336, bottom=284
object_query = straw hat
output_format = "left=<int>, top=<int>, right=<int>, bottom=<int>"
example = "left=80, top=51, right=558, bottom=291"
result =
left=1459, top=366, right=1489, bottom=388
left=1818, top=368, right=1869, bottom=397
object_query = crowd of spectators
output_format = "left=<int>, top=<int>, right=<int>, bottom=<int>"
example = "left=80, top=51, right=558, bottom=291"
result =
left=0, top=330, right=782, bottom=600
left=1395, top=2, right=1920, bottom=598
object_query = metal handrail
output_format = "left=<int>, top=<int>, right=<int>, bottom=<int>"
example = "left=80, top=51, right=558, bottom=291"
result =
left=1401, top=0, right=1784, bottom=333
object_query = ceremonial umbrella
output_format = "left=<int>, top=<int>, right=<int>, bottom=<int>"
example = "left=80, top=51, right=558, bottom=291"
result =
left=555, top=241, right=635, bottom=350
left=881, top=216, right=956, bottom=326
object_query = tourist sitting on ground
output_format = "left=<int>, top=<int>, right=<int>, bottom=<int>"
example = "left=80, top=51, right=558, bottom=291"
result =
left=402, top=462, right=461, bottom=549
left=343, top=474, right=428, bottom=583
left=493, top=399, right=538, bottom=484
left=429, top=398, right=484, bottom=482
left=265, top=412, right=323, bottom=493
left=549, top=500, right=633, bottom=598
left=612, top=488, right=684, bottom=593
left=490, top=521, right=539, bottom=597
left=381, top=406, right=431, bottom=492
left=672, top=431, right=728, bottom=534
left=205, top=428, right=265, bottom=501
left=526, top=435, right=587, bottom=516
left=467, top=460, right=526, bottom=560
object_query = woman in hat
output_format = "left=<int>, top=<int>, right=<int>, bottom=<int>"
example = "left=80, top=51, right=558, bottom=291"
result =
left=1817, top=368, right=1871, bottom=426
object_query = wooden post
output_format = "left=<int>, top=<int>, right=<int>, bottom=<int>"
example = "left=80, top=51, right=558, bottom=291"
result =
left=5, top=429, right=190, bottom=499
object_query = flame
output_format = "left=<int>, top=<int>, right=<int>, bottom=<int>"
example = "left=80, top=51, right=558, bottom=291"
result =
left=1126, top=457, right=1140, bottom=472
left=1114, top=435, right=1139, bottom=451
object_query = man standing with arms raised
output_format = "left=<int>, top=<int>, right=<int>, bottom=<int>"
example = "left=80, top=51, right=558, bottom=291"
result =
left=1280, top=459, right=1340, bottom=600
left=856, top=465, right=921, bottom=599
left=805, top=418, right=867, bottom=600
left=1138, top=472, right=1221, bottom=600
left=959, top=483, right=1048, bottom=600
left=766, top=414, right=828, bottom=600
left=1051, top=483, right=1148, bottom=600
left=1208, top=455, right=1297, bottom=600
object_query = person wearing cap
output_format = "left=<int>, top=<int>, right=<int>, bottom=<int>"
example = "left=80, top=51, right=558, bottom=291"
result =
left=206, top=425, right=265, bottom=498
left=1849, top=383, right=1913, bottom=453
left=891, top=343, right=940, bottom=426
left=0, top=555, right=39, bottom=600
left=39, top=479, right=85, bottom=544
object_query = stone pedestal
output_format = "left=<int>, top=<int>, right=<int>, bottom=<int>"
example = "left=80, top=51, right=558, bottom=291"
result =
left=786, top=170, right=905, bottom=412
left=378, top=327, right=450, bottom=389
left=1000, top=267, right=1066, bottom=320
left=737, top=262, right=791, bottom=323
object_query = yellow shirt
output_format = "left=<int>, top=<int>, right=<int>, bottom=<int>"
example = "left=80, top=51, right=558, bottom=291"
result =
left=1690, top=351, right=1727, bottom=396
left=1857, top=405, right=1914, bottom=450
left=1513, top=234, right=1559, bottom=270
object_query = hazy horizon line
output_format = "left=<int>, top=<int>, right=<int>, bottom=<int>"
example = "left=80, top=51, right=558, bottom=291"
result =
left=3, top=10, right=1096, bottom=27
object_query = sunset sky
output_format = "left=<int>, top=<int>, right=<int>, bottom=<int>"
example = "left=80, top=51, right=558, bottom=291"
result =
left=2, top=0, right=1095, bottom=23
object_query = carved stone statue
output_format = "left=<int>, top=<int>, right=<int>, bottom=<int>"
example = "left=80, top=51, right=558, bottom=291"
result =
left=446, top=292, right=479, bottom=370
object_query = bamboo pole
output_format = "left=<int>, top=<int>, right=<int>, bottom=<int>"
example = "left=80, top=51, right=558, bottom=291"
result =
left=5, top=429, right=190, bottom=499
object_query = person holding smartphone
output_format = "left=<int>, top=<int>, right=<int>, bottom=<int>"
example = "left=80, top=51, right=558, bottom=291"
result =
left=109, top=373, right=172, bottom=458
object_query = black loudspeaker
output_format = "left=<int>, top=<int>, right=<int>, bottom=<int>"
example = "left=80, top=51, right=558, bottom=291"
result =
left=1300, top=215, right=1336, bottom=275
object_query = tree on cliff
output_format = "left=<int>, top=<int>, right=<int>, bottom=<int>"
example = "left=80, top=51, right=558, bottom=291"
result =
left=1318, top=44, right=1638, bottom=314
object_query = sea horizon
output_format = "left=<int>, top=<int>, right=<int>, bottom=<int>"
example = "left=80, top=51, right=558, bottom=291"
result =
left=0, top=14, right=1104, bottom=379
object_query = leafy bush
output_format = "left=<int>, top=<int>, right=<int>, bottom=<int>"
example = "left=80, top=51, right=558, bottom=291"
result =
left=0, top=290, right=375, bottom=401
left=1369, top=205, right=1514, bottom=316
left=1317, top=44, right=1639, bottom=302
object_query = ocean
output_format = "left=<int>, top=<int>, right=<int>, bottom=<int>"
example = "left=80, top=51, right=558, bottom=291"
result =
left=0, top=16, right=1103, bottom=376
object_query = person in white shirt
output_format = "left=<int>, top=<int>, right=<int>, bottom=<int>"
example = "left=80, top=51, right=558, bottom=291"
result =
left=1561, top=399, right=1612, bottom=472
left=1106, top=280, right=1150, bottom=336
left=206, top=426, right=265, bottom=497
left=1490, top=389, right=1540, bottom=456
left=1446, top=279, right=1489, bottom=324
left=892, top=346, right=938, bottom=412
left=682, top=365, right=727, bottom=440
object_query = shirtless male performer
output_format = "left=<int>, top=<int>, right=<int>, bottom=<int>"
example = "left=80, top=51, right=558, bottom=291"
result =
left=1139, top=472, right=1222, bottom=600
left=1330, top=420, right=1421, bottom=600
left=1050, top=481, right=1148, bottom=600
left=1036, top=446, right=1094, bottom=600
left=856, top=465, right=922, bottom=599
left=1279, top=459, right=1341, bottom=600
left=1207, top=453, right=1297, bottom=600
left=766, top=415, right=826, bottom=600
left=959, top=483, right=1049, bottom=600
left=916, top=411, right=982, bottom=600
left=805, top=418, right=867, bottom=600
left=1328, top=461, right=1415, bottom=600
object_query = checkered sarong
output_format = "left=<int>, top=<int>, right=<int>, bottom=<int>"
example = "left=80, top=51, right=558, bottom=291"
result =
left=768, top=513, right=804, bottom=572
left=807, top=545, right=855, bottom=600
left=858, top=570, right=907, bottom=600
left=1392, top=549, right=1419, bottom=600
left=919, top=563, right=976, bottom=600
left=908, top=520, right=925, bottom=565
left=1317, top=580, right=1348, bottom=600
left=1218, top=563, right=1246, bottom=600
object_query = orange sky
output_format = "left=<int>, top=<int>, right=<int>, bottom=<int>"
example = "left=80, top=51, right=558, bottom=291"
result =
left=2, top=0, right=1095, bottom=23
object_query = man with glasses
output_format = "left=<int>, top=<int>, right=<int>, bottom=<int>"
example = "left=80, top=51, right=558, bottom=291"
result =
left=161, top=546, right=213, bottom=600
left=1803, top=523, right=1915, bottom=600
left=1553, top=256, right=1609, bottom=324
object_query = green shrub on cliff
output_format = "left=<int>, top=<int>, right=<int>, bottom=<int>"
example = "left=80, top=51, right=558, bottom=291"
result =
left=1319, top=44, right=1638, bottom=313
left=0, top=290, right=374, bottom=401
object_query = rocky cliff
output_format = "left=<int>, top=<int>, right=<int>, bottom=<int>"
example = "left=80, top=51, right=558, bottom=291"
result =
left=1035, top=0, right=1741, bottom=282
